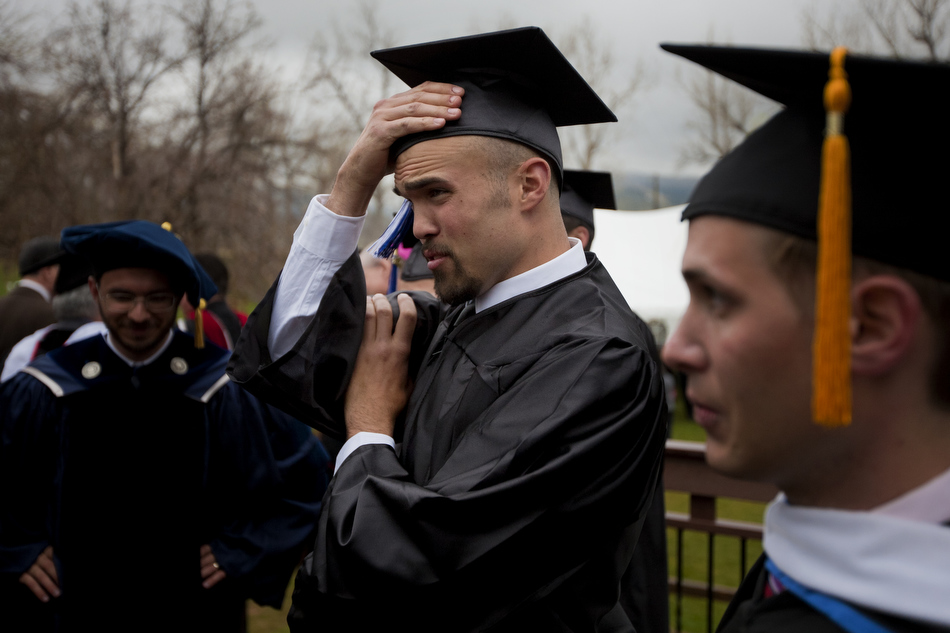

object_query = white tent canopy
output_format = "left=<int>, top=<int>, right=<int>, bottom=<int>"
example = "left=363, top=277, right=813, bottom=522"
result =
left=591, top=204, right=689, bottom=346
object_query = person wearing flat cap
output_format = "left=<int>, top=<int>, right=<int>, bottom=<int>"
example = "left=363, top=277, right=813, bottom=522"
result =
left=0, top=252, right=106, bottom=383
left=0, top=220, right=331, bottom=632
left=0, top=236, right=64, bottom=364
left=660, top=45, right=950, bottom=632
left=228, top=26, right=666, bottom=633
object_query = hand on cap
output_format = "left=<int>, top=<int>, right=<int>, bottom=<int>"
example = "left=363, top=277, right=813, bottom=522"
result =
left=344, top=293, right=418, bottom=438
left=327, top=82, right=464, bottom=218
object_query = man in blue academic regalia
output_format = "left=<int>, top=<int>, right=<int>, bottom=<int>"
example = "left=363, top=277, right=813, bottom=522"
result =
left=0, top=220, right=330, bottom=633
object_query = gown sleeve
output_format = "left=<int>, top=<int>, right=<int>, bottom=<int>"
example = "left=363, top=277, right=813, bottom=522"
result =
left=227, top=252, right=443, bottom=441
left=292, top=332, right=668, bottom=631
left=0, top=375, right=62, bottom=625
left=203, top=382, right=332, bottom=608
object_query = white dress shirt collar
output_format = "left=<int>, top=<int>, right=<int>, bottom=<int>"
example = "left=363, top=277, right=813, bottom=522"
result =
left=873, top=464, right=950, bottom=524
left=475, top=238, right=587, bottom=313
left=104, top=330, right=175, bottom=367
left=18, top=279, right=52, bottom=302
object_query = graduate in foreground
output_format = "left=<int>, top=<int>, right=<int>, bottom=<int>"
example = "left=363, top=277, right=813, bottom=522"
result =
left=660, top=44, right=950, bottom=632
left=228, top=27, right=667, bottom=633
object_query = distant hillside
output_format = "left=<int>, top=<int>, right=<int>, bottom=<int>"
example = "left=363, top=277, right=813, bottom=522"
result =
left=613, top=172, right=699, bottom=210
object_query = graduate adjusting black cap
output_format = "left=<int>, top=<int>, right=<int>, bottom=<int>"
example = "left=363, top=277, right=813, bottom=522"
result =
left=372, top=26, right=617, bottom=187
left=60, top=220, right=217, bottom=346
left=560, top=169, right=616, bottom=229
left=19, top=236, right=65, bottom=276
left=661, top=44, right=950, bottom=427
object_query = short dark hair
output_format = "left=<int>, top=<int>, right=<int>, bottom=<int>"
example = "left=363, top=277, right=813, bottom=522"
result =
left=474, top=136, right=559, bottom=207
left=195, top=252, right=229, bottom=296
left=766, top=232, right=950, bottom=410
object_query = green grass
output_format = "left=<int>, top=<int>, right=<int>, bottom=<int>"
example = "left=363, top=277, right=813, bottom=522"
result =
left=248, top=582, right=293, bottom=633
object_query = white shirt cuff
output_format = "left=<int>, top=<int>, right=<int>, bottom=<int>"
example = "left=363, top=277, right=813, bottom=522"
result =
left=333, top=432, right=396, bottom=475
left=268, top=195, right=366, bottom=357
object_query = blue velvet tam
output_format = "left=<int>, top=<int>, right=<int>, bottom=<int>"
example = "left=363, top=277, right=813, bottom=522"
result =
left=60, top=220, right=217, bottom=307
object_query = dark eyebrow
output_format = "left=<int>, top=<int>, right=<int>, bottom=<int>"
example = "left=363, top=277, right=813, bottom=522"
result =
left=392, top=176, right=449, bottom=198
left=681, top=268, right=710, bottom=285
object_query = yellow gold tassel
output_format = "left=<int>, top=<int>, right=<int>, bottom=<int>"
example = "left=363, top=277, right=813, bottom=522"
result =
left=194, top=298, right=207, bottom=349
left=813, top=47, right=852, bottom=427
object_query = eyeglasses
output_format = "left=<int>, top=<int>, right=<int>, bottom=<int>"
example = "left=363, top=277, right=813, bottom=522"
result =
left=100, top=289, right=178, bottom=314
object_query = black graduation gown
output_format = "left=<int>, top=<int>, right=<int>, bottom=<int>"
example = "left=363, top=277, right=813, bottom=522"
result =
left=0, top=331, right=330, bottom=633
left=717, top=554, right=950, bottom=633
left=228, top=251, right=668, bottom=633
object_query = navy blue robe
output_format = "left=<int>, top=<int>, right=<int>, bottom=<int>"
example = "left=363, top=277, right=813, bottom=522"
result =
left=0, top=331, right=330, bottom=632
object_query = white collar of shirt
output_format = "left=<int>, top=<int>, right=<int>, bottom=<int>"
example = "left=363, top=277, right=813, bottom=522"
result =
left=18, top=279, right=52, bottom=302
left=872, top=464, right=950, bottom=523
left=475, top=238, right=587, bottom=313
left=104, top=330, right=175, bottom=367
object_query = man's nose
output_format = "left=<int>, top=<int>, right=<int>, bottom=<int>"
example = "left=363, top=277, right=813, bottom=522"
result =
left=127, top=300, right=151, bottom=321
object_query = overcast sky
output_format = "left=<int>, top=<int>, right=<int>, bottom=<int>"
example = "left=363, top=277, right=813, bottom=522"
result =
left=25, top=0, right=863, bottom=176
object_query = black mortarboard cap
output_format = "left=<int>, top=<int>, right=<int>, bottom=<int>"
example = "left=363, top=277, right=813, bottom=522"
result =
left=400, top=242, right=433, bottom=282
left=372, top=27, right=617, bottom=187
left=60, top=220, right=216, bottom=308
left=662, top=44, right=950, bottom=427
left=19, top=236, right=65, bottom=276
left=54, top=252, right=95, bottom=295
left=560, top=169, right=616, bottom=229
left=660, top=44, right=950, bottom=281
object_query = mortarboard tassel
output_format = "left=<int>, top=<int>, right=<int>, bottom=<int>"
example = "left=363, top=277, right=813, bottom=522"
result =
left=161, top=221, right=204, bottom=350
left=367, top=199, right=414, bottom=259
left=813, top=47, right=852, bottom=427
left=194, top=298, right=206, bottom=349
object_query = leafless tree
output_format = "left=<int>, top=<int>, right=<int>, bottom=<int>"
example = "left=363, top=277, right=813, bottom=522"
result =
left=295, top=0, right=400, bottom=248
left=0, top=1, right=47, bottom=261
left=42, top=0, right=183, bottom=217
left=150, top=0, right=298, bottom=303
left=678, top=68, right=779, bottom=168
left=802, top=0, right=950, bottom=60
left=556, top=18, right=649, bottom=171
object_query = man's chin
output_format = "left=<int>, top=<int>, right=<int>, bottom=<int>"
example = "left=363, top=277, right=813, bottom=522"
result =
left=433, top=274, right=479, bottom=306
left=115, top=332, right=163, bottom=356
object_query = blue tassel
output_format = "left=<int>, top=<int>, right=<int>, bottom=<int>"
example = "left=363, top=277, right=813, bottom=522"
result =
left=368, top=199, right=414, bottom=258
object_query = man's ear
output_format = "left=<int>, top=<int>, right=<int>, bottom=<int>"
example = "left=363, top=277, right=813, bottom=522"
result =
left=88, top=276, right=99, bottom=301
left=850, top=275, right=922, bottom=376
left=567, top=225, right=591, bottom=250
left=517, top=157, right=551, bottom=210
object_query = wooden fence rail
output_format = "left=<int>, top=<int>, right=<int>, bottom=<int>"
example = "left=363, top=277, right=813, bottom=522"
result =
left=663, top=440, right=778, bottom=633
